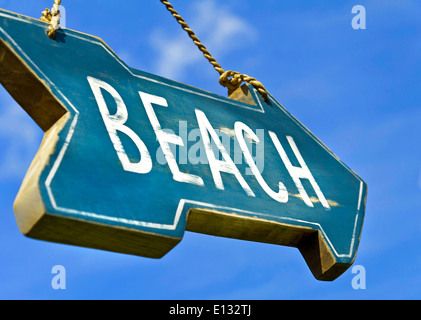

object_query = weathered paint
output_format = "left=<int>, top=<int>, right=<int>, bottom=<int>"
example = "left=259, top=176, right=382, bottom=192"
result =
left=0, top=9, right=367, bottom=280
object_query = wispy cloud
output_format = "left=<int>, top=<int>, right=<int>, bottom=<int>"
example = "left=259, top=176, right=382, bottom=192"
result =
left=149, top=0, right=258, bottom=80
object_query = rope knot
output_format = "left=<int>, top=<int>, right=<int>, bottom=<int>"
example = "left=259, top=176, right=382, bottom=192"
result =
left=219, top=70, right=268, bottom=102
left=40, top=0, right=62, bottom=40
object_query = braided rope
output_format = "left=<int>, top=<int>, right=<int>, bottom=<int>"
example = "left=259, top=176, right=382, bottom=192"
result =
left=40, top=0, right=62, bottom=40
left=159, top=0, right=224, bottom=76
left=38, top=0, right=268, bottom=101
left=160, top=0, right=268, bottom=102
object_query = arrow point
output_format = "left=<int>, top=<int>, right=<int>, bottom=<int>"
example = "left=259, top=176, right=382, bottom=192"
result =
left=298, top=231, right=353, bottom=281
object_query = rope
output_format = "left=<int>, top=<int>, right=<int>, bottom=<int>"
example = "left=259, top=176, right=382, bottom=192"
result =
left=40, top=0, right=62, bottom=40
left=38, top=0, right=268, bottom=101
left=159, top=0, right=268, bottom=102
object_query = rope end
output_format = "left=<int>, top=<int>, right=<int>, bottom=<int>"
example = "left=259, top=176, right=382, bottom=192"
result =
left=40, top=1, right=61, bottom=40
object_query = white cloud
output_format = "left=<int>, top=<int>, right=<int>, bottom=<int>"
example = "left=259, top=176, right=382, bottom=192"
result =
left=149, top=0, right=258, bottom=80
left=0, top=98, right=42, bottom=180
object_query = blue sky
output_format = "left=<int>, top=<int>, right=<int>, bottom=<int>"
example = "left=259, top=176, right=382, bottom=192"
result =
left=0, top=0, right=420, bottom=299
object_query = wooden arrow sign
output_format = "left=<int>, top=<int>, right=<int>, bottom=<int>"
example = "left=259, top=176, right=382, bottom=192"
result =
left=0, top=9, right=367, bottom=281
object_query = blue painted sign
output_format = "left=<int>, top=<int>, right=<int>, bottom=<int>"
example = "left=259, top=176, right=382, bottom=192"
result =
left=0, top=9, right=366, bottom=280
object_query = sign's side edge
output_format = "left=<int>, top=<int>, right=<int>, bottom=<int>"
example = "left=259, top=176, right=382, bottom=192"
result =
left=0, top=31, right=68, bottom=131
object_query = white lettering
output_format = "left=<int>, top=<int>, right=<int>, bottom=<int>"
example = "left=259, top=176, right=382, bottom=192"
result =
left=88, top=76, right=152, bottom=174
left=269, top=132, right=330, bottom=209
left=195, top=109, right=255, bottom=197
left=169, top=304, right=203, bottom=317
left=235, top=122, right=288, bottom=202
left=139, top=91, right=204, bottom=186
left=89, top=77, right=330, bottom=208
